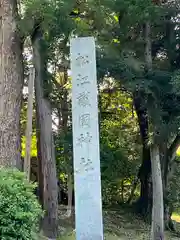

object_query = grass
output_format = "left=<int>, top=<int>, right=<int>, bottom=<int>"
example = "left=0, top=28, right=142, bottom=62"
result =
left=55, top=207, right=180, bottom=240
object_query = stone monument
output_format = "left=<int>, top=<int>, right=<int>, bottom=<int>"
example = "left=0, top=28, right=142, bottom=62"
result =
left=70, top=37, right=104, bottom=240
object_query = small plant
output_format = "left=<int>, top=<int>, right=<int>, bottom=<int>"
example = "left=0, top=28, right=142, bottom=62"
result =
left=0, top=167, right=43, bottom=240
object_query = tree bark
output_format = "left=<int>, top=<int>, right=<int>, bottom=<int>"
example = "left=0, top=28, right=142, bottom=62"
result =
left=144, top=20, right=164, bottom=239
left=36, top=111, right=44, bottom=206
left=133, top=92, right=152, bottom=216
left=162, top=136, right=180, bottom=231
left=24, top=68, right=34, bottom=180
left=151, top=145, right=164, bottom=240
left=66, top=173, right=72, bottom=217
left=159, top=144, right=174, bottom=231
left=0, top=0, right=23, bottom=168
left=32, top=27, right=58, bottom=239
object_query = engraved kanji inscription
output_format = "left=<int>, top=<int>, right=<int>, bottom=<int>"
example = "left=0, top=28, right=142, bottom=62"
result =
left=75, top=53, right=90, bottom=67
left=76, top=74, right=90, bottom=86
left=80, top=157, right=92, bottom=166
left=81, top=157, right=94, bottom=172
left=79, top=114, right=91, bottom=128
left=75, top=157, right=94, bottom=174
left=77, top=91, right=91, bottom=107
left=76, top=132, right=92, bottom=147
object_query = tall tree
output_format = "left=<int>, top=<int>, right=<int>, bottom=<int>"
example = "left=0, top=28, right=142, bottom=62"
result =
left=24, top=67, right=35, bottom=180
left=0, top=0, right=23, bottom=168
left=32, top=26, right=58, bottom=239
left=95, top=1, right=179, bottom=225
left=144, top=20, right=164, bottom=239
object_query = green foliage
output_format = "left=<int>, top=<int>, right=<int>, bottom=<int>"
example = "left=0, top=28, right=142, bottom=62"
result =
left=21, top=0, right=180, bottom=214
left=0, top=168, right=43, bottom=240
left=55, top=129, right=73, bottom=175
left=99, top=81, right=141, bottom=204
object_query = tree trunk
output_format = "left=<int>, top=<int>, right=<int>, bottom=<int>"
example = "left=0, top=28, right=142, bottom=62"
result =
left=163, top=139, right=179, bottom=231
left=164, top=198, right=175, bottom=232
left=133, top=92, right=152, bottom=216
left=32, top=27, right=58, bottom=239
left=0, top=0, right=23, bottom=168
left=144, top=20, right=165, bottom=239
left=66, top=173, right=72, bottom=217
left=36, top=112, right=44, bottom=206
left=24, top=68, right=34, bottom=180
left=121, top=180, right=124, bottom=203
left=151, top=145, right=164, bottom=240
left=137, top=144, right=152, bottom=216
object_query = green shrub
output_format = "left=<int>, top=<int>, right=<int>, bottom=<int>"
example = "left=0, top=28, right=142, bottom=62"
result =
left=0, top=167, right=43, bottom=240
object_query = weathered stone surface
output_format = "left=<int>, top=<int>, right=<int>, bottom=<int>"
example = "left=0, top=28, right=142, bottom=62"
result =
left=71, top=37, right=103, bottom=240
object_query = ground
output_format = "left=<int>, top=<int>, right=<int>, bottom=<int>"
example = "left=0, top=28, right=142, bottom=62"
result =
left=57, top=207, right=180, bottom=239
left=40, top=207, right=180, bottom=239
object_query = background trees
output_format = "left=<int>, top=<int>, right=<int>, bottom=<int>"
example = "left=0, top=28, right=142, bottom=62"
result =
left=0, top=0, right=23, bottom=168
left=2, top=0, right=180, bottom=239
